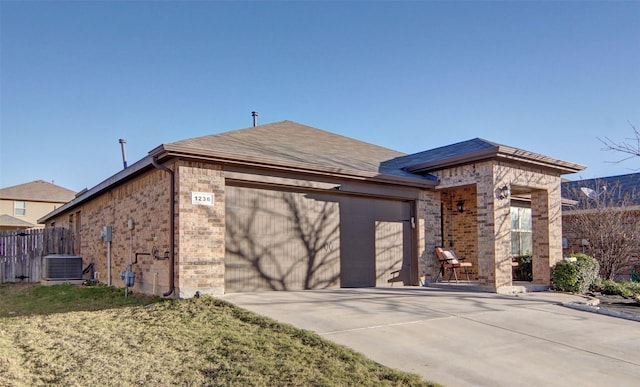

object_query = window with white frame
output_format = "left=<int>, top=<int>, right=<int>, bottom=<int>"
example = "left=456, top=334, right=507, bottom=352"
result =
left=14, top=201, right=26, bottom=216
left=511, top=206, right=532, bottom=256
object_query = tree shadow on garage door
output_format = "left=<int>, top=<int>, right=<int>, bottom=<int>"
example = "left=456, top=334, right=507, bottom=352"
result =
left=225, top=189, right=341, bottom=292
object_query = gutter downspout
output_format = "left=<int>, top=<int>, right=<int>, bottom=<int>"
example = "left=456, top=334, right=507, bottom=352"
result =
left=152, top=157, right=176, bottom=297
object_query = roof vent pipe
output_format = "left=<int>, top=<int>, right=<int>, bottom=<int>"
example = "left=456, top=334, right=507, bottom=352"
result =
left=119, top=139, right=128, bottom=169
left=251, top=111, right=258, bottom=127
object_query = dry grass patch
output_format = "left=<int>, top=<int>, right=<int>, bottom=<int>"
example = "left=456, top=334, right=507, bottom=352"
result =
left=0, top=284, right=438, bottom=386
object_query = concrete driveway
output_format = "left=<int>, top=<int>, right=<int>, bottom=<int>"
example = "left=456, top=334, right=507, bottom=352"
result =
left=223, top=287, right=640, bottom=387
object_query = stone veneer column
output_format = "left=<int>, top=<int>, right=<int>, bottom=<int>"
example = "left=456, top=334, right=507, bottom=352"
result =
left=176, top=160, right=225, bottom=298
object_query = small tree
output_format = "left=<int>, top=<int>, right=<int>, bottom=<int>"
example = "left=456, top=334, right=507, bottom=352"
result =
left=563, top=181, right=640, bottom=280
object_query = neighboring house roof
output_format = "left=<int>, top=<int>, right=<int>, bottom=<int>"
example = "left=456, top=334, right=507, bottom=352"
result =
left=385, top=138, right=585, bottom=175
left=562, top=172, right=640, bottom=206
left=0, top=214, right=36, bottom=229
left=0, top=180, right=76, bottom=203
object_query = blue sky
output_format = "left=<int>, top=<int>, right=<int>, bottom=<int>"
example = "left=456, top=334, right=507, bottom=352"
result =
left=1, top=1, right=638, bottom=192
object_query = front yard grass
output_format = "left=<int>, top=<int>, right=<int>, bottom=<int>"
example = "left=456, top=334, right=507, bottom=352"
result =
left=0, top=283, right=438, bottom=386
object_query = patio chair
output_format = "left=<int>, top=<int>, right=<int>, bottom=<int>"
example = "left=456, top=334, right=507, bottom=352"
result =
left=434, top=247, right=472, bottom=283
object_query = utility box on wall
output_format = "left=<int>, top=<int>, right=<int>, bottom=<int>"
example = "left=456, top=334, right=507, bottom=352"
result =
left=43, top=254, right=83, bottom=280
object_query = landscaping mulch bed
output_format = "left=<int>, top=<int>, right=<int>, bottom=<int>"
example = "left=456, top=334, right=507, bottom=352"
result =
left=594, top=294, right=640, bottom=318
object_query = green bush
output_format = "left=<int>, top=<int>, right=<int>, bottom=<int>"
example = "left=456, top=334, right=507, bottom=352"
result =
left=632, top=266, right=640, bottom=282
left=513, top=255, right=532, bottom=281
left=552, top=260, right=578, bottom=292
left=594, top=279, right=640, bottom=298
left=552, top=253, right=599, bottom=293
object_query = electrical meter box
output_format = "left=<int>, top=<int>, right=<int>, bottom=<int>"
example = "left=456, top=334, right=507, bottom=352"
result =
left=101, top=226, right=112, bottom=242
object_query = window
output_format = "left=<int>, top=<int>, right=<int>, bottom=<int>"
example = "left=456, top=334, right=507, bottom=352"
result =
left=14, top=201, right=26, bottom=216
left=511, top=207, right=532, bottom=256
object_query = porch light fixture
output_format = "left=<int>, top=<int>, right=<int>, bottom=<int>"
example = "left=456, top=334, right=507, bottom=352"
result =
left=456, top=200, right=465, bottom=213
left=498, top=185, right=510, bottom=200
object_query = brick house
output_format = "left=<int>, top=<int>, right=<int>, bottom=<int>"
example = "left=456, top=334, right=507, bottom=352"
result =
left=39, top=121, right=584, bottom=297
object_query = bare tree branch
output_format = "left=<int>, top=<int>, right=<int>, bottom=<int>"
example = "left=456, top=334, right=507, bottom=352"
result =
left=563, top=181, right=640, bottom=280
left=598, top=122, right=640, bottom=165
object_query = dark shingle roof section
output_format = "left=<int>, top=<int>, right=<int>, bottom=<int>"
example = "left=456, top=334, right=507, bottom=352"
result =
left=0, top=180, right=76, bottom=203
left=162, top=120, right=438, bottom=183
left=383, top=138, right=499, bottom=172
left=386, top=138, right=585, bottom=175
left=562, top=173, right=640, bottom=205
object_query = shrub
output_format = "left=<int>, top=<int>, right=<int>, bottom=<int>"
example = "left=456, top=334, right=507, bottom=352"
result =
left=552, top=260, right=579, bottom=292
left=599, top=280, right=631, bottom=297
left=552, top=253, right=599, bottom=293
left=513, top=255, right=532, bottom=281
left=632, top=265, right=640, bottom=282
left=594, top=279, right=640, bottom=298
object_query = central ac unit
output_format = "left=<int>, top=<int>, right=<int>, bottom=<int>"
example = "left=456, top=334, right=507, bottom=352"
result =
left=43, top=254, right=83, bottom=280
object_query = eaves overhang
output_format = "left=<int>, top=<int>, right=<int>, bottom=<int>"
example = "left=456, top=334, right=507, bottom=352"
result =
left=38, top=141, right=439, bottom=225
left=38, top=155, right=155, bottom=224
left=150, top=144, right=439, bottom=189
left=404, top=144, right=585, bottom=175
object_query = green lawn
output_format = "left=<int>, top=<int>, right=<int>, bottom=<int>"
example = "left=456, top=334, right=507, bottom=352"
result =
left=0, top=283, right=439, bottom=386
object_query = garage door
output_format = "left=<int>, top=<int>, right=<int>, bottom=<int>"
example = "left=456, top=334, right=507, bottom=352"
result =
left=225, top=185, right=413, bottom=292
left=338, top=196, right=412, bottom=287
left=225, top=186, right=341, bottom=292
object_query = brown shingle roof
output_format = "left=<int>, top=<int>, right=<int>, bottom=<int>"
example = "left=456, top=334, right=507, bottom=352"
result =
left=156, top=120, right=438, bottom=184
left=0, top=214, right=35, bottom=228
left=168, top=120, right=405, bottom=174
left=0, top=180, right=76, bottom=203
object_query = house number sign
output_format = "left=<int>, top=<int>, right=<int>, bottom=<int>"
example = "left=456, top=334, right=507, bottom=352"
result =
left=191, top=192, right=214, bottom=206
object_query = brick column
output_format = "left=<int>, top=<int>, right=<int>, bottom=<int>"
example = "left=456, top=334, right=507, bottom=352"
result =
left=476, top=177, right=494, bottom=287
left=417, top=190, right=441, bottom=280
left=477, top=174, right=512, bottom=289
left=531, top=187, right=562, bottom=285
left=176, top=161, right=226, bottom=297
left=492, top=190, right=513, bottom=289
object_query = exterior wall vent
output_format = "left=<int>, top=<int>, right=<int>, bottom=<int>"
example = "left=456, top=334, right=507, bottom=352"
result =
left=43, top=254, right=83, bottom=280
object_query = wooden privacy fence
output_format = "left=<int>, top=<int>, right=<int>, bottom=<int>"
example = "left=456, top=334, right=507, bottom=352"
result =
left=0, top=227, right=74, bottom=283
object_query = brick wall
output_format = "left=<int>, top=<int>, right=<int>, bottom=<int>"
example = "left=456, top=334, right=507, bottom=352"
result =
left=47, top=159, right=228, bottom=298
left=48, top=164, right=174, bottom=296
left=175, top=160, right=225, bottom=297
left=441, top=186, right=479, bottom=278
left=429, top=160, right=563, bottom=289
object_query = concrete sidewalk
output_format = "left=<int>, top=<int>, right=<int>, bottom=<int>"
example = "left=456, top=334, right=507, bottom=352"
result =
left=223, top=287, right=640, bottom=387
